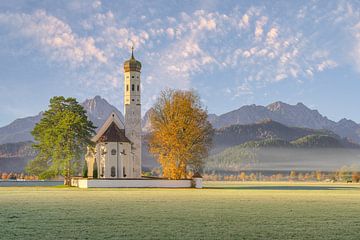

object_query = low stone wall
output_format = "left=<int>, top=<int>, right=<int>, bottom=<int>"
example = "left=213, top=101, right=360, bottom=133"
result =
left=76, top=178, right=197, bottom=188
left=0, top=180, right=63, bottom=187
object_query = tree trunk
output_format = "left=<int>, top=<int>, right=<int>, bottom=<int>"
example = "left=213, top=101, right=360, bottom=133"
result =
left=64, top=164, right=71, bottom=186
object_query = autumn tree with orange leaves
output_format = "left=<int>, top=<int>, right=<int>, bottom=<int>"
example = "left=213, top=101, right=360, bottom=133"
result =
left=148, top=89, right=213, bottom=180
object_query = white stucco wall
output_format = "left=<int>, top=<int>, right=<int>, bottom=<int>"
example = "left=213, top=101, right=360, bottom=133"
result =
left=77, top=179, right=193, bottom=188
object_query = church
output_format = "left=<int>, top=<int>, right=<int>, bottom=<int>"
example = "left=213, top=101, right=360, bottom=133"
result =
left=85, top=48, right=142, bottom=179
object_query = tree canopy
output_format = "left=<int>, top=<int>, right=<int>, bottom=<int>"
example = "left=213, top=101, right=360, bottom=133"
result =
left=148, top=89, right=213, bottom=179
left=26, top=96, right=95, bottom=185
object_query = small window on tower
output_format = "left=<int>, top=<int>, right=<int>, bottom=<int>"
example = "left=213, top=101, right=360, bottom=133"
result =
left=132, top=99, right=134, bottom=101
left=137, top=85, right=139, bottom=91
left=126, top=85, right=129, bottom=91
left=132, top=84, right=134, bottom=91
left=132, top=76, right=134, bottom=78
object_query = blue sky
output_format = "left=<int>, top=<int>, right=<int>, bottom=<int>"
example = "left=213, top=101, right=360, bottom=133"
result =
left=0, top=0, right=360, bottom=127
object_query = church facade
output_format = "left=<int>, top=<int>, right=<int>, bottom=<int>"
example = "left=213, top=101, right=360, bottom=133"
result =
left=85, top=49, right=142, bottom=179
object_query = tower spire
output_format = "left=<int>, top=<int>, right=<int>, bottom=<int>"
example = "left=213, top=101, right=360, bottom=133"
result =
left=131, top=46, right=134, bottom=59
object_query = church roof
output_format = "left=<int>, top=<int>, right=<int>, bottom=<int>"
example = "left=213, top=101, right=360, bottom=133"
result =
left=123, top=47, right=142, bottom=73
left=92, top=112, right=126, bottom=142
left=97, top=122, right=130, bottom=143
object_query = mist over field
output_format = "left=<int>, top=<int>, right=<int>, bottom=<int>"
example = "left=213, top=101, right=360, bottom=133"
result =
left=205, top=147, right=360, bottom=173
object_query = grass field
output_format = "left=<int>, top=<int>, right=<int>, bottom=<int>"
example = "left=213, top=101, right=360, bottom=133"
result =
left=1, top=182, right=360, bottom=239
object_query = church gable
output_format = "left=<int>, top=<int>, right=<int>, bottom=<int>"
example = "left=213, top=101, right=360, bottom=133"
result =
left=92, top=111, right=125, bottom=142
left=97, top=122, right=130, bottom=143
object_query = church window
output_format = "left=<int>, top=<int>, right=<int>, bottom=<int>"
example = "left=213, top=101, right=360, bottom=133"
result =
left=132, top=76, right=134, bottom=78
left=137, top=85, right=139, bottom=91
left=132, top=99, right=134, bottom=101
left=126, top=85, right=129, bottom=91
left=111, top=167, right=116, bottom=177
left=132, top=84, right=135, bottom=91
left=123, top=167, right=127, bottom=177
left=111, top=149, right=116, bottom=155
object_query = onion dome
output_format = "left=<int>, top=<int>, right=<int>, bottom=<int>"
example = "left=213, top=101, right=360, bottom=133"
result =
left=123, top=47, right=142, bottom=72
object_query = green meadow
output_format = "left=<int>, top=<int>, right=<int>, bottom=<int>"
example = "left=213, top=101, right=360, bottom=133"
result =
left=1, top=182, right=360, bottom=239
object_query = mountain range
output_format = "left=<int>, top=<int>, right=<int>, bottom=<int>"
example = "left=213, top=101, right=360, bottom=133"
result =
left=211, top=119, right=351, bottom=153
left=207, top=102, right=360, bottom=144
left=1, top=96, right=359, bottom=145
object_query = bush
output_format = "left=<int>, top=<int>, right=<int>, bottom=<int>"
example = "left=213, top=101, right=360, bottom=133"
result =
left=93, top=161, right=98, bottom=179
left=82, top=162, right=88, bottom=178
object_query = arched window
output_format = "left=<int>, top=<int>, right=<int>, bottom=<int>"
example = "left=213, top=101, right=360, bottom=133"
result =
left=111, top=149, right=116, bottom=155
left=132, top=84, right=135, bottom=91
left=126, top=84, right=129, bottom=91
left=137, top=85, right=140, bottom=91
left=111, top=167, right=116, bottom=177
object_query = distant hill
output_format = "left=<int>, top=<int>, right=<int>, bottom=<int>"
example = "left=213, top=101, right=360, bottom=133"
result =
left=0, top=96, right=124, bottom=144
left=212, top=119, right=337, bottom=153
left=291, top=135, right=349, bottom=148
left=0, top=141, right=36, bottom=172
left=0, top=114, right=42, bottom=144
left=206, top=135, right=360, bottom=173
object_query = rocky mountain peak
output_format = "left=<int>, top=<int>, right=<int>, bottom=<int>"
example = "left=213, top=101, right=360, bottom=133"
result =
left=266, top=101, right=290, bottom=111
left=81, top=96, right=124, bottom=128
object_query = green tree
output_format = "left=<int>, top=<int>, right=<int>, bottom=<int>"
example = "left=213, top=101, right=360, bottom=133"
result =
left=93, top=160, right=98, bottom=179
left=148, top=89, right=213, bottom=179
left=26, top=96, right=95, bottom=185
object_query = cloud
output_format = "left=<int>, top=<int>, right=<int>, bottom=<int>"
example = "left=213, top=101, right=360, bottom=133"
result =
left=239, top=14, right=250, bottom=29
left=266, top=27, right=279, bottom=44
left=254, top=16, right=268, bottom=41
left=0, top=2, right=347, bottom=111
left=0, top=10, right=107, bottom=67
left=234, top=83, right=253, bottom=97
left=317, top=60, right=337, bottom=72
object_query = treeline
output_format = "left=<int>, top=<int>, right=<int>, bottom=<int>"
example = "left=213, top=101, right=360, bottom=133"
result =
left=203, top=168, right=360, bottom=182
left=0, top=172, right=39, bottom=180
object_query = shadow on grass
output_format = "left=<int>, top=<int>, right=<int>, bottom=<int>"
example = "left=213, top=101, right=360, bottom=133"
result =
left=205, top=185, right=359, bottom=191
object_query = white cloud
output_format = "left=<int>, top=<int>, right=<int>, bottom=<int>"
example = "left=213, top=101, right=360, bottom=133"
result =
left=266, top=27, right=279, bottom=44
left=0, top=3, right=346, bottom=111
left=317, top=60, right=337, bottom=72
left=275, top=73, right=288, bottom=82
left=166, top=28, right=175, bottom=38
left=92, top=0, right=102, bottom=9
left=234, top=83, right=253, bottom=97
left=0, top=10, right=107, bottom=67
left=239, top=14, right=250, bottom=29
left=255, top=16, right=268, bottom=41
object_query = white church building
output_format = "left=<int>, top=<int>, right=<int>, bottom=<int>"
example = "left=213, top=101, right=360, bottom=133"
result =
left=76, top=49, right=201, bottom=188
left=85, top=48, right=142, bottom=179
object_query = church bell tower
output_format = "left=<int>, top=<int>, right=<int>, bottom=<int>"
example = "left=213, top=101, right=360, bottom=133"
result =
left=123, top=47, right=142, bottom=178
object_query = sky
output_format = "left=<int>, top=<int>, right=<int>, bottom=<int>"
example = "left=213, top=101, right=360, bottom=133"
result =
left=0, top=0, right=360, bottom=127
